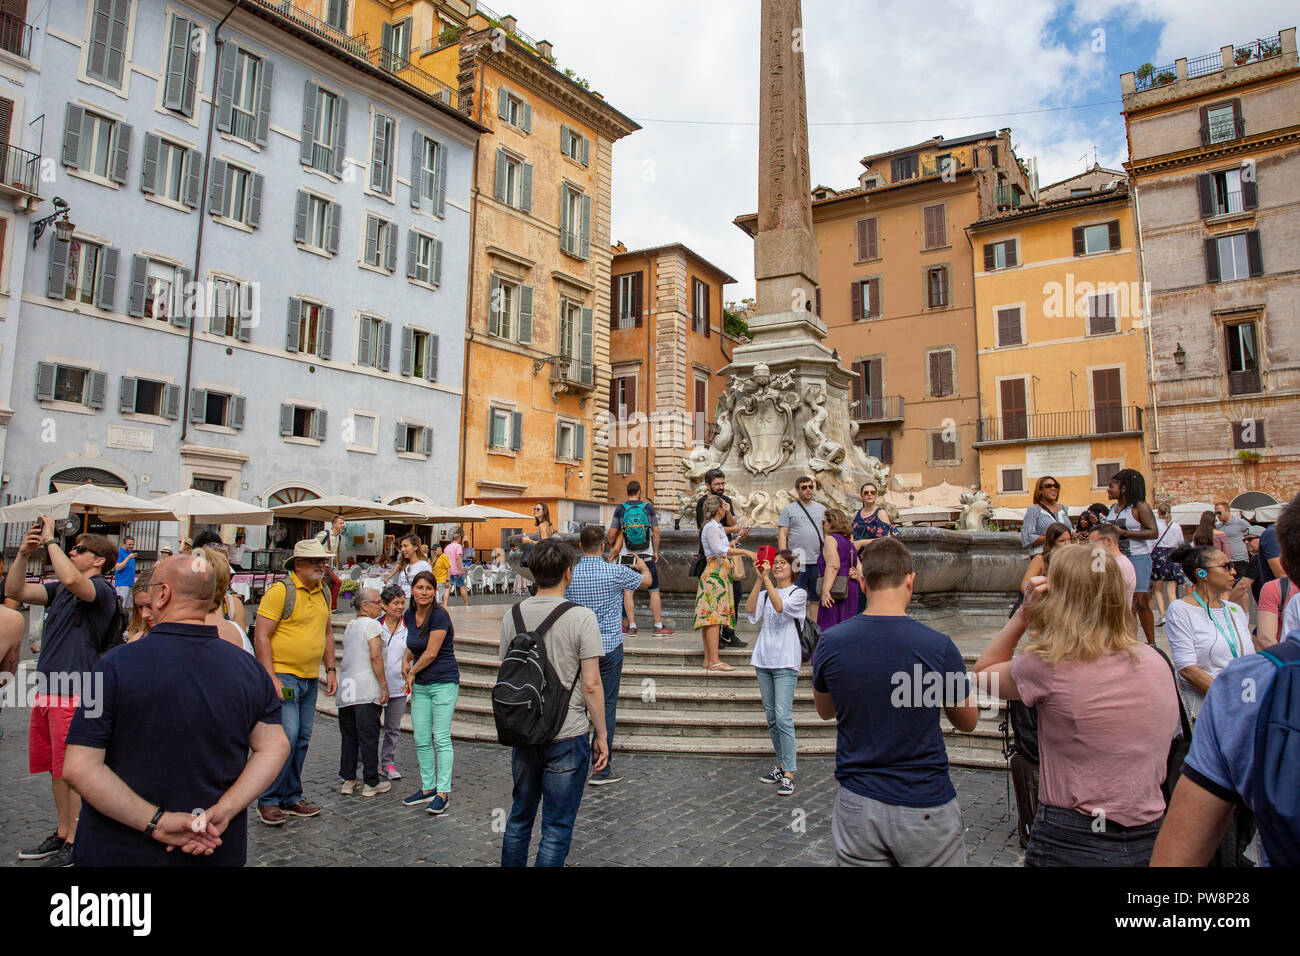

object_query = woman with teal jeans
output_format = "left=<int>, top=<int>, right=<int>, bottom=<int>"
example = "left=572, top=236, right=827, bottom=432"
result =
left=400, top=571, right=459, bottom=815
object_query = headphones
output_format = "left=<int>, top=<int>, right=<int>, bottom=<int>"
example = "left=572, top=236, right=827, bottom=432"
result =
left=1197, top=568, right=1208, bottom=579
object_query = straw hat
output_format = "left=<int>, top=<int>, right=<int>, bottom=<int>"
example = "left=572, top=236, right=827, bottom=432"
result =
left=284, top=538, right=332, bottom=570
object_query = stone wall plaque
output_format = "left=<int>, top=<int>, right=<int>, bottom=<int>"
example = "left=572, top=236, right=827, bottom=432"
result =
left=107, top=424, right=154, bottom=452
left=1026, top=442, right=1091, bottom=477
left=894, top=473, right=923, bottom=490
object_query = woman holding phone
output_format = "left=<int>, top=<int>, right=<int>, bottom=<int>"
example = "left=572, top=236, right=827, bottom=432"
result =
left=746, top=549, right=806, bottom=796
left=385, top=534, right=432, bottom=599
left=694, top=495, right=755, bottom=671
left=400, top=571, right=458, bottom=815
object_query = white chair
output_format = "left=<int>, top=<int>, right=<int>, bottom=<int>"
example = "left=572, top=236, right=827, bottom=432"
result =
left=491, top=566, right=510, bottom=593
left=465, top=565, right=485, bottom=594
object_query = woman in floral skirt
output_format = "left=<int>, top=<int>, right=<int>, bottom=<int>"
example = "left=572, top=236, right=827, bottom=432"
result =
left=695, top=495, right=755, bottom=671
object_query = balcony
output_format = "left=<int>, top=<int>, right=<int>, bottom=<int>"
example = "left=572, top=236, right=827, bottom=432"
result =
left=0, top=143, right=39, bottom=198
left=1228, top=367, right=1261, bottom=396
left=974, top=405, right=1144, bottom=446
left=995, top=184, right=1022, bottom=210
left=365, top=47, right=458, bottom=106
left=1200, top=116, right=1246, bottom=146
left=0, top=11, right=32, bottom=60
left=542, top=354, right=595, bottom=404
left=853, top=395, right=904, bottom=425
left=258, top=1, right=368, bottom=56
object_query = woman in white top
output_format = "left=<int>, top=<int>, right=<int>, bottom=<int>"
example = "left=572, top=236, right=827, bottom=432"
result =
left=1149, top=502, right=1188, bottom=626
left=337, top=588, right=390, bottom=797
left=693, top=495, right=755, bottom=672
left=1105, top=468, right=1159, bottom=646
left=377, top=584, right=409, bottom=781
left=1164, top=545, right=1253, bottom=719
left=745, top=548, right=807, bottom=796
left=385, top=534, right=432, bottom=598
left=196, top=546, right=252, bottom=654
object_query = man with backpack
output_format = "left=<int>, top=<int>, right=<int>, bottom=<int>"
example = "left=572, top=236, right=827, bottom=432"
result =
left=1152, top=490, right=1300, bottom=867
left=314, top=516, right=346, bottom=611
left=5, top=518, right=121, bottom=868
left=496, top=538, right=607, bottom=866
left=608, top=480, right=672, bottom=636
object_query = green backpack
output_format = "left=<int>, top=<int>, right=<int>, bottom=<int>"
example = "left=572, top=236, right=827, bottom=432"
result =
left=621, top=502, right=652, bottom=551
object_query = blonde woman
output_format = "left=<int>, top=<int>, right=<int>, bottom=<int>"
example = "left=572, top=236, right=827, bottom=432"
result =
left=975, top=545, right=1179, bottom=866
left=694, top=494, right=755, bottom=671
left=385, top=533, right=432, bottom=599
left=196, top=546, right=252, bottom=653
left=816, top=508, right=861, bottom=629
left=125, top=571, right=156, bottom=642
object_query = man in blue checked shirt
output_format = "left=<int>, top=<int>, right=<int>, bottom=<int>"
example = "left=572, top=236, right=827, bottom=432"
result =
left=565, top=525, right=649, bottom=786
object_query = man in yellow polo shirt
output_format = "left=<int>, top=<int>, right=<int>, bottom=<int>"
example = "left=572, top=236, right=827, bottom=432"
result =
left=253, top=538, right=338, bottom=826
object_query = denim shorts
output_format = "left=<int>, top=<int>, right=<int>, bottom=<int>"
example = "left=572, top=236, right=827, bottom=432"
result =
left=1129, top=553, right=1152, bottom=594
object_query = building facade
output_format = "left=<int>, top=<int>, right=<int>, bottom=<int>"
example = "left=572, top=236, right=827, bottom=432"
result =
left=970, top=173, right=1152, bottom=508
left=607, top=242, right=737, bottom=515
left=4, top=0, right=480, bottom=552
left=1121, top=27, right=1300, bottom=504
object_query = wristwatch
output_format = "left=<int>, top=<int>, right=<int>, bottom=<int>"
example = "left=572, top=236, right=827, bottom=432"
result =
left=144, top=806, right=164, bottom=837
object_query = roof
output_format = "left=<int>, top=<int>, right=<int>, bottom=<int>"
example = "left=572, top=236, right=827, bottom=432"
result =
left=612, top=243, right=739, bottom=284
left=860, top=130, right=1000, bottom=166
left=970, top=181, right=1130, bottom=228
left=1039, top=163, right=1127, bottom=193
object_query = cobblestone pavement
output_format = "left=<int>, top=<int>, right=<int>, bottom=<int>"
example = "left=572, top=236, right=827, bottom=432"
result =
left=0, top=693, right=1025, bottom=867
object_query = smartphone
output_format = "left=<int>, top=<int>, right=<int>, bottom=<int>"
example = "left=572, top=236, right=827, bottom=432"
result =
left=620, top=554, right=637, bottom=566
left=281, top=686, right=295, bottom=701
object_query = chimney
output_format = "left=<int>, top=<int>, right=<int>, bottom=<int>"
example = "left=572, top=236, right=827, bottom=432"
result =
left=501, top=14, right=517, bottom=33
left=537, top=39, right=553, bottom=60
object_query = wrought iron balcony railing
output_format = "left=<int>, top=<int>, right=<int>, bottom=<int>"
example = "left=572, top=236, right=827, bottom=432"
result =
left=0, top=11, right=32, bottom=59
left=0, top=142, right=39, bottom=196
left=853, top=395, right=905, bottom=423
left=976, top=405, right=1144, bottom=444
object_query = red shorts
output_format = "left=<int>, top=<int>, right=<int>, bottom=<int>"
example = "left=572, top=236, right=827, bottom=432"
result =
left=28, top=696, right=79, bottom=778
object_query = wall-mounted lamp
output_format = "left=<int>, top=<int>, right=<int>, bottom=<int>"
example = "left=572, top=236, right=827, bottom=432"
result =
left=1173, top=342, right=1186, bottom=368
left=31, top=196, right=75, bottom=248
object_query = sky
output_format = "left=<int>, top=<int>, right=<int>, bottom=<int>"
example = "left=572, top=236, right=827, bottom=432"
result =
left=504, top=0, right=1295, bottom=301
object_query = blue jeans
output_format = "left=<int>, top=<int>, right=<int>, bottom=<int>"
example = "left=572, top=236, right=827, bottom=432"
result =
left=755, top=667, right=799, bottom=772
left=592, top=643, right=622, bottom=772
left=501, top=735, right=591, bottom=867
left=1025, top=804, right=1162, bottom=867
left=261, top=673, right=318, bottom=807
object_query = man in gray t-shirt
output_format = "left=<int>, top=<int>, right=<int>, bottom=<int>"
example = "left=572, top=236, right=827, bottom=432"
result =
left=778, top=476, right=827, bottom=595
left=1214, top=503, right=1252, bottom=563
left=498, top=538, right=606, bottom=867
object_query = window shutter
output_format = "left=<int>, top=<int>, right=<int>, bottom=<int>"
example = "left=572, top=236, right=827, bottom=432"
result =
left=1005, top=241, right=1018, bottom=268
left=560, top=185, right=571, bottom=251
left=703, top=284, right=711, bottom=336
left=434, top=141, right=447, bottom=216
left=111, top=121, right=131, bottom=184
left=163, top=384, right=181, bottom=420
left=488, top=275, right=501, bottom=337
left=1246, top=230, right=1263, bottom=277
left=510, top=411, right=523, bottom=450
left=561, top=124, right=571, bottom=157
left=140, top=133, right=161, bottom=194
left=208, top=281, right=226, bottom=333
left=521, top=101, right=532, bottom=133
left=46, top=237, right=69, bottom=298
left=850, top=281, right=863, bottom=321
left=1072, top=227, right=1085, bottom=256
left=279, top=404, right=294, bottom=435
left=285, top=298, right=302, bottom=351
left=35, top=362, right=56, bottom=401
left=426, top=334, right=438, bottom=381
left=1107, top=220, right=1121, bottom=251
left=370, top=114, right=388, bottom=192
left=997, top=308, right=1019, bottom=347
left=924, top=205, right=944, bottom=248
left=248, top=173, right=264, bottom=227
left=1242, top=175, right=1258, bottom=211
left=119, top=376, right=137, bottom=414
left=96, top=247, right=119, bottom=311
left=517, top=285, right=534, bottom=344
left=581, top=135, right=590, bottom=166
left=216, top=43, right=238, bottom=133
left=493, top=149, right=506, bottom=202
left=400, top=326, right=414, bottom=375
left=1204, top=237, right=1221, bottom=283
left=1198, top=105, right=1210, bottom=146
left=1197, top=174, right=1214, bottom=218
left=293, top=190, right=309, bottom=243
left=406, top=229, right=418, bottom=279
left=378, top=321, right=392, bottom=371
left=209, top=159, right=228, bottom=217
left=520, top=162, right=533, bottom=212
left=332, top=95, right=348, bottom=178
left=575, top=424, right=586, bottom=460
left=300, top=82, right=319, bottom=165
left=422, top=427, right=433, bottom=456
left=364, top=216, right=380, bottom=265
left=928, top=352, right=941, bottom=398
left=555, top=420, right=565, bottom=457
left=184, top=148, right=202, bottom=208
left=580, top=307, right=594, bottom=374
left=868, top=278, right=880, bottom=318
left=432, top=239, right=443, bottom=286
left=983, top=242, right=996, bottom=271
left=940, top=351, right=953, bottom=396
left=865, top=218, right=878, bottom=259
left=189, top=389, right=207, bottom=423
left=410, top=130, right=423, bottom=208
left=174, top=266, right=194, bottom=327
left=394, top=422, right=406, bottom=452
left=609, top=275, right=619, bottom=330
left=86, top=1, right=112, bottom=81
left=579, top=194, right=592, bottom=259
left=229, top=395, right=246, bottom=430
left=851, top=361, right=864, bottom=410
left=498, top=86, right=509, bottom=120
left=856, top=219, right=868, bottom=260
left=326, top=202, right=340, bottom=254
left=126, top=255, right=147, bottom=317
left=1231, top=98, right=1243, bottom=135
left=320, top=307, right=334, bottom=359
left=255, top=59, right=273, bottom=147
left=163, top=17, right=191, bottom=113
left=312, top=409, right=327, bottom=442
left=62, top=104, right=84, bottom=168
left=86, top=371, right=107, bottom=409
left=357, top=315, right=373, bottom=366
left=633, top=272, right=643, bottom=326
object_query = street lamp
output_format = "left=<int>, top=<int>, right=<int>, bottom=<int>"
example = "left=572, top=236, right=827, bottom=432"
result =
left=1173, top=342, right=1186, bottom=368
left=32, top=196, right=75, bottom=248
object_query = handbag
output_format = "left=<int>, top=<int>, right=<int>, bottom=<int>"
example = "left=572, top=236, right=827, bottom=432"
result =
left=797, top=594, right=821, bottom=664
left=688, top=526, right=707, bottom=578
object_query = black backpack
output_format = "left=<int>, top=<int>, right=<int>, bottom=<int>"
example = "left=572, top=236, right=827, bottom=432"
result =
left=492, top=601, right=581, bottom=747
left=75, top=582, right=127, bottom=658
left=1252, top=636, right=1300, bottom=866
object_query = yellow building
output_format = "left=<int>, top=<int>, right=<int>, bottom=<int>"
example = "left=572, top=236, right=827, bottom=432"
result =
left=969, top=169, right=1152, bottom=509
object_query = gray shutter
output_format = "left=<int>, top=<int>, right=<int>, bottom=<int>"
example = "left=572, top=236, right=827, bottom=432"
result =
left=581, top=135, right=590, bottom=167
left=493, top=149, right=506, bottom=202
left=320, top=307, right=334, bottom=359
left=247, top=174, right=264, bottom=227
left=216, top=42, right=238, bottom=133
left=510, top=411, right=523, bottom=450
left=312, top=408, right=327, bottom=441
left=326, top=202, right=340, bottom=254
left=1197, top=174, right=1214, bottom=218
left=1246, top=230, right=1263, bottom=277
left=1242, top=176, right=1258, bottom=211
left=119, top=376, right=137, bottom=414
left=173, top=267, right=193, bottom=327
left=406, top=229, right=418, bottom=279
left=1204, top=238, right=1220, bottom=284
left=130, top=262, right=153, bottom=320
left=400, top=326, right=414, bottom=375
left=238, top=284, right=254, bottom=342
left=46, top=238, right=69, bottom=298
left=285, top=297, right=302, bottom=351
left=62, top=104, right=85, bottom=168
left=520, top=162, right=533, bottom=212
left=255, top=59, right=273, bottom=147
left=332, top=95, right=348, bottom=177
left=488, top=275, right=501, bottom=336
left=580, top=307, right=593, bottom=378
left=180, top=25, right=198, bottom=117
left=378, top=321, right=392, bottom=371
left=189, top=389, right=207, bottom=423
left=426, top=334, right=438, bottom=381
left=421, top=427, right=433, bottom=456
left=208, top=281, right=225, bottom=333
left=575, top=424, right=585, bottom=460
left=579, top=194, right=591, bottom=259
left=163, top=17, right=191, bottom=113
left=209, top=159, right=228, bottom=217
left=410, top=130, right=423, bottom=208
left=555, top=419, right=563, bottom=456
left=96, top=247, right=119, bottom=311
left=140, top=133, right=161, bottom=194
left=521, top=101, right=532, bottom=133
left=229, top=395, right=246, bottom=430
left=560, top=184, right=570, bottom=251
left=384, top=222, right=397, bottom=272
left=162, top=384, right=181, bottom=420
left=364, top=216, right=379, bottom=265
left=433, top=141, right=447, bottom=216
left=35, top=363, right=57, bottom=401
left=370, top=114, right=385, bottom=191
left=184, top=148, right=202, bottom=208
left=517, top=284, right=533, bottom=344
left=394, top=421, right=406, bottom=452
left=498, top=86, right=508, bottom=120
left=300, top=81, right=319, bottom=165
left=86, top=2, right=112, bottom=81
left=432, top=239, right=443, bottom=286
left=87, top=371, right=107, bottom=409
left=111, top=122, right=131, bottom=184
left=357, top=316, right=372, bottom=365
left=561, top=123, right=570, bottom=158
left=293, top=190, right=308, bottom=243
left=279, top=404, right=294, bottom=435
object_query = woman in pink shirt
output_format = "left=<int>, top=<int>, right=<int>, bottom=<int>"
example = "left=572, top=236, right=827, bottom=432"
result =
left=975, top=544, right=1180, bottom=866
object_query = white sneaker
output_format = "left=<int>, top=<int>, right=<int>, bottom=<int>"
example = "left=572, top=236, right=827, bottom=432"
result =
left=341, top=779, right=359, bottom=796
left=362, top=780, right=392, bottom=798
left=384, top=764, right=403, bottom=781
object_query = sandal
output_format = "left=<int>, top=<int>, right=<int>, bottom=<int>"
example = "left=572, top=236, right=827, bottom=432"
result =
left=704, top=661, right=734, bottom=672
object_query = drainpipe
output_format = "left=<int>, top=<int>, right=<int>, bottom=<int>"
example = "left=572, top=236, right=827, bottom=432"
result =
left=1130, top=180, right=1161, bottom=459
left=965, top=222, right=985, bottom=467
left=181, top=0, right=240, bottom=442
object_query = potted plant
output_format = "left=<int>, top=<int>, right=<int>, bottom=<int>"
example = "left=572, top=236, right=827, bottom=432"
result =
left=1234, top=46, right=1254, bottom=65
left=337, top=578, right=360, bottom=601
left=1259, top=40, right=1281, bottom=59
left=1136, top=62, right=1155, bottom=83
left=1237, top=449, right=1262, bottom=463
left=1155, top=71, right=1176, bottom=85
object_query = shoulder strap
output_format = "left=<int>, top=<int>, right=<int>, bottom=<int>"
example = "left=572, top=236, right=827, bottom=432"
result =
left=278, top=578, right=296, bottom=621
left=1154, top=521, right=1172, bottom=548
left=1260, top=637, right=1300, bottom=669
left=1151, top=644, right=1192, bottom=742
left=796, top=502, right=825, bottom=550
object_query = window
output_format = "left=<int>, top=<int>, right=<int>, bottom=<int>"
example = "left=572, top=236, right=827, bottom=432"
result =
left=983, top=239, right=1018, bottom=271
left=216, top=45, right=271, bottom=147
left=294, top=191, right=340, bottom=254
left=616, top=453, right=633, bottom=474
left=556, top=420, right=585, bottom=460
left=859, top=438, right=893, bottom=464
left=694, top=375, right=709, bottom=442
left=1232, top=420, right=1266, bottom=450
left=613, top=273, right=642, bottom=328
left=929, top=431, right=958, bottom=462
left=188, top=389, right=244, bottom=429
left=141, top=137, right=190, bottom=205
left=925, top=266, right=949, bottom=308
left=400, top=327, right=438, bottom=381
left=922, top=204, right=946, bottom=249
left=230, top=50, right=260, bottom=142
left=1207, top=232, right=1262, bottom=283
left=855, top=218, right=878, bottom=261
left=995, top=307, right=1023, bottom=348
left=488, top=406, right=523, bottom=450
left=1001, top=468, right=1024, bottom=494
left=48, top=238, right=119, bottom=309
left=162, top=15, right=201, bottom=117
left=611, top=375, right=636, bottom=419
left=1202, top=102, right=1241, bottom=145
left=561, top=125, right=589, bottom=165
left=1095, top=461, right=1120, bottom=488
left=86, top=0, right=131, bottom=88
left=357, top=315, right=390, bottom=370
left=301, top=84, right=347, bottom=176
left=1200, top=168, right=1254, bottom=217
left=395, top=422, right=432, bottom=456
left=36, top=362, right=106, bottom=408
left=54, top=366, right=86, bottom=403
left=851, top=278, right=881, bottom=320
left=364, top=215, right=397, bottom=271
left=493, top=149, right=532, bottom=211
left=143, top=261, right=176, bottom=322
left=66, top=240, right=104, bottom=304
left=488, top=275, right=533, bottom=344
left=286, top=298, right=334, bottom=359
left=418, top=137, right=443, bottom=210
left=1092, top=367, right=1123, bottom=434
left=890, top=153, right=918, bottom=181
left=209, top=161, right=264, bottom=228
left=1070, top=187, right=1091, bottom=196
left=927, top=349, right=954, bottom=398
left=208, top=275, right=251, bottom=338
left=561, top=183, right=591, bottom=258
left=692, top=278, right=711, bottom=334
left=380, top=18, right=411, bottom=72
left=988, top=144, right=999, bottom=166
left=999, top=378, right=1028, bottom=441
left=936, top=154, right=954, bottom=176
left=407, top=231, right=442, bottom=286
left=370, top=113, right=395, bottom=195
left=280, top=404, right=326, bottom=441
left=1087, top=293, right=1116, bottom=335
left=1225, top=321, right=1261, bottom=395
left=851, top=359, right=883, bottom=417
left=559, top=298, right=581, bottom=359
left=1073, top=221, right=1120, bottom=256
left=498, top=87, right=531, bottom=131
left=119, top=378, right=180, bottom=419
left=325, top=0, right=348, bottom=31
left=63, top=105, right=127, bottom=183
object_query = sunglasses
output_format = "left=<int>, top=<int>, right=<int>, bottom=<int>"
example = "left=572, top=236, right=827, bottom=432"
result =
left=69, top=545, right=91, bottom=555
left=1041, top=483, right=1059, bottom=490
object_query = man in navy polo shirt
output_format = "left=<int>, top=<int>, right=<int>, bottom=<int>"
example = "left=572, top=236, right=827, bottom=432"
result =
left=62, top=554, right=288, bottom=866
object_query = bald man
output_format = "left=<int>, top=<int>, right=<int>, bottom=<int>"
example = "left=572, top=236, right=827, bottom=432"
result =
left=61, top=555, right=288, bottom=866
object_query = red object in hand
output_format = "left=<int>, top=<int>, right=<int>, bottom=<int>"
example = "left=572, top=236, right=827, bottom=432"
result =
left=756, top=546, right=777, bottom=569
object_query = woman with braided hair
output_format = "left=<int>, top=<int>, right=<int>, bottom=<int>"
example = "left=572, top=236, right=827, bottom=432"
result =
left=1106, top=468, right=1159, bottom=646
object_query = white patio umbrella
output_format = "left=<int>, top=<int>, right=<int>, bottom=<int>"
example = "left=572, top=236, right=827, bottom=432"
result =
left=454, top=503, right=537, bottom=521
left=0, top=485, right=178, bottom=524
left=389, top=502, right=484, bottom=524
left=269, top=494, right=420, bottom=522
left=1171, top=501, right=1217, bottom=525
left=149, top=488, right=273, bottom=525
